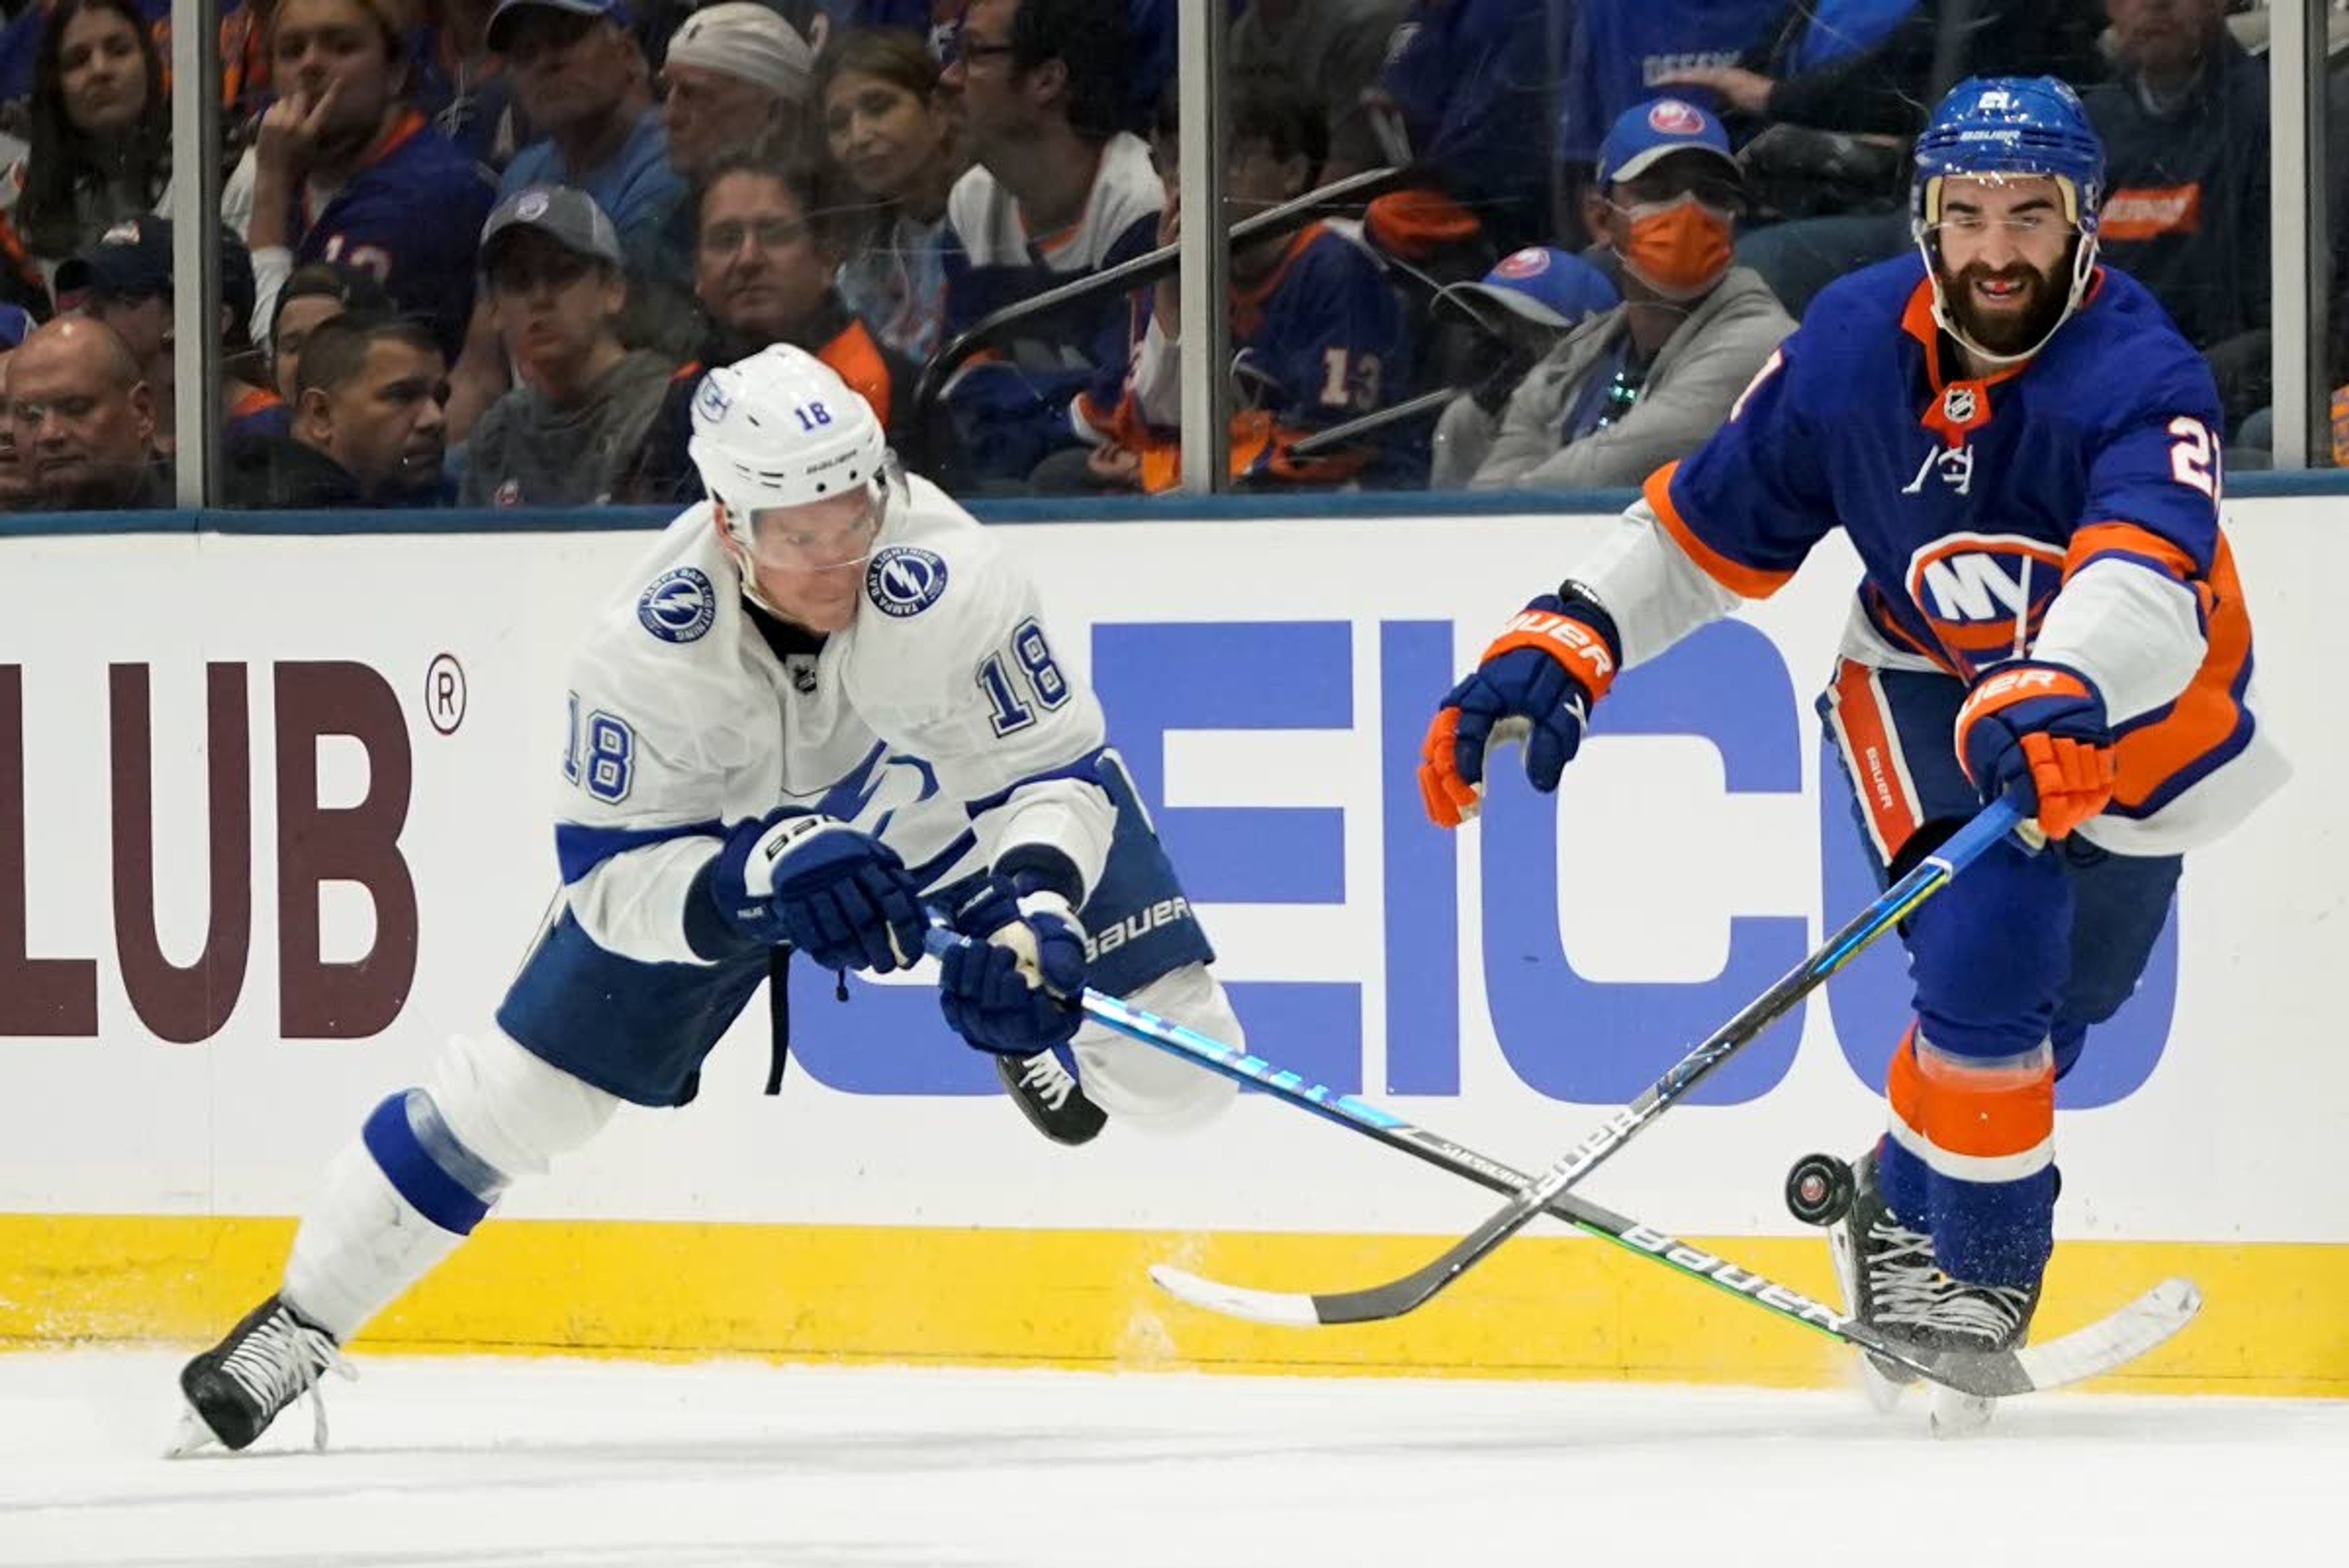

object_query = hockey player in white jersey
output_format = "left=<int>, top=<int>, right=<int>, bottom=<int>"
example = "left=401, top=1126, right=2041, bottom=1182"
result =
left=170, top=344, right=1240, bottom=1455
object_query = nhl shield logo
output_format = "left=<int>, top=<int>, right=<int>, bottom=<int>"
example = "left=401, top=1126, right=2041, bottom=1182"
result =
left=1941, top=385, right=1978, bottom=425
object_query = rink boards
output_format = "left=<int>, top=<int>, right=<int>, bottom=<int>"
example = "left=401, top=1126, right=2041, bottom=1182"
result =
left=1, top=496, right=2342, bottom=1394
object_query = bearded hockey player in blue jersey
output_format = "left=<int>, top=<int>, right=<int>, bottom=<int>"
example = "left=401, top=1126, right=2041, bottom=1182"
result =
left=169, top=344, right=1240, bottom=1455
left=1418, top=77, right=2286, bottom=1431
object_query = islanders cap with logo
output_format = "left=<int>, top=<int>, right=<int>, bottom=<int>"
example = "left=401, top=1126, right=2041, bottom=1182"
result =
left=1449, top=247, right=1620, bottom=330
left=1597, top=97, right=1739, bottom=187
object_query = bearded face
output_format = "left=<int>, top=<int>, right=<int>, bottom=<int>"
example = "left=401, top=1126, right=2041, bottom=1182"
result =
left=1924, top=174, right=2083, bottom=360
left=1934, top=245, right=2076, bottom=357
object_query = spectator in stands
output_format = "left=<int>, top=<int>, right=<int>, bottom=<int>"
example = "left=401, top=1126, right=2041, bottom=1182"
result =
left=56, top=217, right=292, bottom=456
left=0, top=0, right=171, bottom=295
left=1366, top=0, right=1576, bottom=256
left=0, top=310, right=34, bottom=509
left=1559, top=0, right=1777, bottom=189
left=265, top=259, right=392, bottom=404
left=2084, top=0, right=2269, bottom=431
left=819, top=26, right=965, bottom=363
left=1468, top=98, right=1791, bottom=491
left=232, top=0, right=497, bottom=360
left=409, top=0, right=529, bottom=170
left=461, top=185, right=674, bottom=505
left=231, top=313, right=451, bottom=507
left=1428, top=245, right=1619, bottom=487
left=1231, top=1, right=1410, bottom=178
left=1065, top=76, right=1419, bottom=492
left=933, top=0, right=1161, bottom=485
left=1661, top=1, right=2113, bottom=315
left=622, top=149, right=918, bottom=501
left=661, top=3, right=815, bottom=178
left=443, top=0, right=693, bottom=437
left=6, top=313, right=163, bottom=508
left=492, top=0, right=685, bottom=275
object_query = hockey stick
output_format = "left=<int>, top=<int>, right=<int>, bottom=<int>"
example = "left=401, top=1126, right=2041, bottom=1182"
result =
left=1156, top=795, right=2027, bottom=1327
left=1075, top=986, right=2198, bottom=1397
left=918, top=874, right=2202, bottom=1400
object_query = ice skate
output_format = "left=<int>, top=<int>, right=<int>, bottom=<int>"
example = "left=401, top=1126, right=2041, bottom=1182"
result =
left=1830, top=1149, right=2038, bottom=1430
left=996, top=1046, right=1105, bottom=1146
left=168, top=1293, right=350, bottom=1457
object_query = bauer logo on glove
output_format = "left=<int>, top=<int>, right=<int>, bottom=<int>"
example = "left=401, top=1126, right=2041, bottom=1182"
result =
left=1953, top=660, right=2117, bottom=841
left=1419, top=592, right=1623, bottom=828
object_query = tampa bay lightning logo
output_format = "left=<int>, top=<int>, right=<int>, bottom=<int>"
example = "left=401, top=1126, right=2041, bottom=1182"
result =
left=864, top=546, right=948, bottom=618
left=637, top=567, right=716, bottom=643
left=691, top=374, right=730, bottom=428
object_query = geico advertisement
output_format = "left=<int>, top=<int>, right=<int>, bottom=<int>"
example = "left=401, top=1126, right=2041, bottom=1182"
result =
left=0, top=514, right=2331, bottom=1239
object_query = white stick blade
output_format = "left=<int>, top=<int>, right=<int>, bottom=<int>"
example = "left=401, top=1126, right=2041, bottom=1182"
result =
left=1147, top=1264, right=1321, bottom=1327
left=2017, top=1276, right=2203, bottom=1391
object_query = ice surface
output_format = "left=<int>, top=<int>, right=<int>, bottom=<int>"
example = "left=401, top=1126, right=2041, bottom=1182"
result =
left=0, top=1351, right=2336, bottom=1568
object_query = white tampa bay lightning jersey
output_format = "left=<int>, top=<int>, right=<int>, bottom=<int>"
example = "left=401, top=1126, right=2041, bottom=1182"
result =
left=493, top=474, right=1212, bottom=1107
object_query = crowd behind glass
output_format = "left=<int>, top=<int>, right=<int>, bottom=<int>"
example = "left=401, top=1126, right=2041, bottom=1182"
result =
left=0, top=0, right=2309, bottom=515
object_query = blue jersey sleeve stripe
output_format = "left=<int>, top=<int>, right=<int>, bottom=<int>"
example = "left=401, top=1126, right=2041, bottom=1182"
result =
left=556, top=818, right=725, bottom=884
left=962, top=749, right=1111, bottom=819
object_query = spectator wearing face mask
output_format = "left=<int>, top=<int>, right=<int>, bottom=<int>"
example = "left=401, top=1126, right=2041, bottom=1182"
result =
left=1469, top=98, right=1792, bottom=491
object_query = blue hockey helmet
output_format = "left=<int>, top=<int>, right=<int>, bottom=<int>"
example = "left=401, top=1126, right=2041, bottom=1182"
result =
left=1912, top=76, right=2106, bottom=365
left=1913, top=76, right=2104, bottom=232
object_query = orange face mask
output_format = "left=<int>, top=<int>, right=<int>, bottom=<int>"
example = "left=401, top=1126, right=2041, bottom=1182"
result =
left=1617, top=195, right=1734, bottom=300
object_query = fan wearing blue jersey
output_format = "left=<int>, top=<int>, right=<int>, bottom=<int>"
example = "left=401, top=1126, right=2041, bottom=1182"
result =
left=933, top=0, right=1163, bottom=485
left=241, top=0, right=498, bottom=360
left=1070, top=74, right=1417, bottom=492
left=169, top=343, right=1241, bottom=1458
left=1417, top=77, right=2287, bottom=1432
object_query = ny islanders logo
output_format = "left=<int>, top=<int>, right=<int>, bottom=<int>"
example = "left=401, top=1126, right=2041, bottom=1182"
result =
left=865, top=546, right=948, bottom=617
left=638, top=567, right=717, bottom=643
left=1904, top=533, right=2065, bottom=666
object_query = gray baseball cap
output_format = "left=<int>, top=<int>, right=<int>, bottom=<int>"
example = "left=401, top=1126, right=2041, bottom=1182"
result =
left=478, top=185, right=625, bottom=272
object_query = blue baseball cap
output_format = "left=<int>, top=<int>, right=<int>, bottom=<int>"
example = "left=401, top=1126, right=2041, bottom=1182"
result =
left=486, top=0, right=632, bottom=52
left=1597, top=97, right=1738, bottom=187
left=0, top=303, right=30, bottom=350
left=1450, top=247, right=1619, bottom=330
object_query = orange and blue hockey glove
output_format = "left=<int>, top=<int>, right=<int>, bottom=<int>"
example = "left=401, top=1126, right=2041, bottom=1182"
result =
left=1419, top=592, right=1620, bottom=828
left=1954, top=661, right=2117, bottom=841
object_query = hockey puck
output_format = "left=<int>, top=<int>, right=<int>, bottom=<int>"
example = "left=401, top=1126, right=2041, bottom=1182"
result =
left=1784, top=1152, right=1854, bottom=1227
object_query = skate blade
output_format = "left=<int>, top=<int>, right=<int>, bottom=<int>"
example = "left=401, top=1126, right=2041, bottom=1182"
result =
left=1855, top=1354, right=1909, bottom=1413
left=1928, top=1384, right=1996, bottom=1439
left=163, top=1405, right=220, bottom=1460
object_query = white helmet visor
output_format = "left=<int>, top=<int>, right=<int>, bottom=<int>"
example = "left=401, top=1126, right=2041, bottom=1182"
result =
left=736, top=473, right=890, bottom=575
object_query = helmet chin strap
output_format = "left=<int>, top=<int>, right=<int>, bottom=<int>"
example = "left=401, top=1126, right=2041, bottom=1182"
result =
left=1916, top=225, right=2099, bottom=370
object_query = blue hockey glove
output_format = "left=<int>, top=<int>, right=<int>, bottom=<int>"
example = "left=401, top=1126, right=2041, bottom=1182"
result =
left=936, top=872, right=1088, bottom=1057
left=1420, top=592, right=1620, bottom=827
left=707, top=812, right=925, bottom=972
left=1954, top=661, right=2117, bottom=841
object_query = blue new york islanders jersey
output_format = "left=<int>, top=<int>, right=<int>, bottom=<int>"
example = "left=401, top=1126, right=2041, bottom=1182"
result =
left=1106, top=221, right=1419, bottom=488
left=290, top=111, right=497, bottom=360
left=1643, top=253, right=2285, bottom=854
left=1559, top=0, right=1780, bottom=161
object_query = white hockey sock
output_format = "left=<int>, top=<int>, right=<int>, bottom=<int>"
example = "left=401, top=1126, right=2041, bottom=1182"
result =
left=282, top=1132, right=472, bottom=1344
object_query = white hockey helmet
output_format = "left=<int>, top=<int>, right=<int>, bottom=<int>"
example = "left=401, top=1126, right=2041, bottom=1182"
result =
left=688, top=343, right=892, bottom=538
